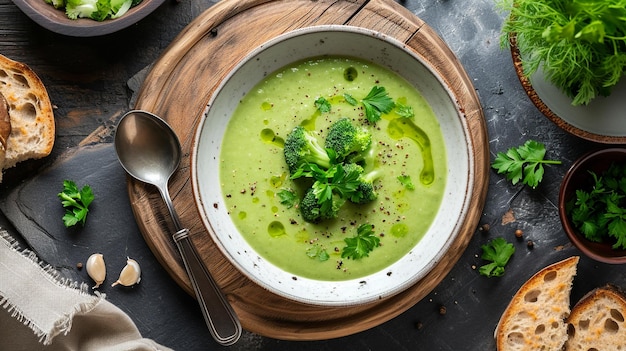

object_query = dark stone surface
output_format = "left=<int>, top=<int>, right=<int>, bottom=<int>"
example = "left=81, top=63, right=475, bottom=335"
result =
left=1, top=0, right=624, bottom=350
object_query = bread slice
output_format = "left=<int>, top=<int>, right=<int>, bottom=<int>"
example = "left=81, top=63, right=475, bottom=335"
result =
left=495, top=256, right=580, bottom=351
left=0, top=93, right=11, bottom=169
left=564, top=285, right=626, bottom=350
left=0, top=53, right=55, bottom=181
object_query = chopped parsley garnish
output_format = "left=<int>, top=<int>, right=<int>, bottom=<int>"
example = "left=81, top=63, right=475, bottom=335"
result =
left=277, top=189, right=297, bottom=208
left=341, top=223, right=380, bottom=259
left=567, top=162, right=626, bottom=249
left=360, top=86, right=396, bottom=123
left=395, top=102, right=415, bottom=119
left=397, top=175, right=415, bottom=190
left=58, top=180, right=95, bottom=227
left=306, top=245, right=330, bottom=262
left=314, top=96, right=331, bottom=113
left=342, top=86, right=396, bottom=123
left=479, top=237, right=515, bottom=277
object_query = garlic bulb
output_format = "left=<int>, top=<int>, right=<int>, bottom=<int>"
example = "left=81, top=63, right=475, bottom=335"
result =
left=111, top=258, right=141, bottom=287
left=86, top=253, right=106, bottom=289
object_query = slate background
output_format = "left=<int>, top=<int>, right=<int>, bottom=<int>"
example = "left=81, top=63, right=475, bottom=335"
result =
left=1, top=0, right=619, bottom=350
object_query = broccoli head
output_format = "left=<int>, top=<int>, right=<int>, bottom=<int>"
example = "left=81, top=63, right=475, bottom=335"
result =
left=284, top=126, right=332, bottom=174
left=344, top=164, right=382, bottom=205
left=324, top=118, right=372, bottom=162
left=299, top=187, right=345, bottom=223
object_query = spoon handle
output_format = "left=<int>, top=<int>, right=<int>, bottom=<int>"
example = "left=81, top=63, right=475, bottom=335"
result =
left=173, top=228, right=242, bottom=346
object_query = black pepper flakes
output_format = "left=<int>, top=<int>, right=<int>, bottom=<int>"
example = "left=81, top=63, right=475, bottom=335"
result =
left=76, top=262, right=83, bottom=270
left=527, top=240, right=534, bottom=249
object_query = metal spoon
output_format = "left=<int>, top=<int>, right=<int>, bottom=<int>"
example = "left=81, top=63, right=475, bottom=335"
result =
left=114, top=110, right=242, bottom=346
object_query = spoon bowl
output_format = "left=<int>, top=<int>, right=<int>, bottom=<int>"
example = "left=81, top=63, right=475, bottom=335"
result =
left=114, top=111, right=181, bottom=188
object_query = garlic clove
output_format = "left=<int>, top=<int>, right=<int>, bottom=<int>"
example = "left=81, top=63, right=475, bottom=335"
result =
left=86, top=253, right=106, bottom=289
left=111, top=258, right=141, bottom=287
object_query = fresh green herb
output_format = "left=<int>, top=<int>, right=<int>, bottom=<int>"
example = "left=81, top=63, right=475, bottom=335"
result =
left=306, top=245, right=330, bottom=261
left=397, top=175, right=415, bottom=190
left=360, top=86, right=396, bottom=123
left=395, top=102, right=415, bottom=119
left=314, top=97, right=331, bottom=113
left=58, top=180, right=94, bottom=227
left=311, top=163, right=362, bottom=204
left=497, top=0, right=626, bottom=105
left=343, top=93, right=358, bottom=106
left=491, top=140, right=561, bottom=188
left=479, top=237, right=515, bottom=277
left=567, top=163, right=626, bottom=249
left=45, top=0, right=142, bottom=21
left=277, top=189, right=297, bottom=208
left=342, top=224, right=380, bottom=259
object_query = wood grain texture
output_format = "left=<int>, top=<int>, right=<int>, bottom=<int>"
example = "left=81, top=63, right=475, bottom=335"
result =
left=130, top=0, right=488, bottom=340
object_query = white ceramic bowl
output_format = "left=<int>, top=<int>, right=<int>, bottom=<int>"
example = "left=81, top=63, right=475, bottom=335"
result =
left=510, top=42, right=626, bottom=144
left=192, top=25, right=473, bottom=306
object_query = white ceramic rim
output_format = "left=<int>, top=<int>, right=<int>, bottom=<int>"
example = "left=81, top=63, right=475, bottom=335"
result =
left=530, top=67, right=626, bottom=138
left=191, top=25, right=474, bottom=306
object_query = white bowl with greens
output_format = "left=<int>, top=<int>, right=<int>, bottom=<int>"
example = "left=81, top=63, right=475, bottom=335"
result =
left=191, top=25, right=474, bottom=306
left=501, top=0, right=626, bottom=143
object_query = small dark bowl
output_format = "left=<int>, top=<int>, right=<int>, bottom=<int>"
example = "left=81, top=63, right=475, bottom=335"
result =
left=559, top=148, right=626, bottom=264
left=11, top=0, right=165, bottom=37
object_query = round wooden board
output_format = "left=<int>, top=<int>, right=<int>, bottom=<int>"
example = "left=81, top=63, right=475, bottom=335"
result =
left=130, top=0, right=489, bottom=340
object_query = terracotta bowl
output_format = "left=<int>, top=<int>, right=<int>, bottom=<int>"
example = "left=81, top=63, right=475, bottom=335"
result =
left=510, top=35, right=626, bottom=144
left=11, top=0, right=165, bottom=37
left=559, top=148, right=626, bottom=264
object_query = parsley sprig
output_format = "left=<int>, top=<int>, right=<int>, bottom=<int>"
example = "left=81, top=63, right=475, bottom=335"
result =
left=567, top=163, right=626, bottom=249
left=397, top=175, right=415, bottom=190
left=344, top=86, right=396, bottom=123
left=58, top=180, right=94, bottom=227
left=492, top=140, right=561, bottom=188
left=479, top=237, right=515, bottom=277
left=292, top=162, right=362, bottom=219
left=342, top=223, right=380, bottom=259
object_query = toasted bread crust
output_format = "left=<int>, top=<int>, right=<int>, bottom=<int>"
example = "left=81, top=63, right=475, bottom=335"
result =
left=495, top=256, right=580, bottom=351
left=0, top=93, right=10, bottom=150
left=565, top=285, right=626, bottom=350
left=0, top=53, right=55, bottom=174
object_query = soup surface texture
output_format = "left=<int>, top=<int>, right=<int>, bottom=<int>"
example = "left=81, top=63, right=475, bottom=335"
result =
left=219, top=56, right=447, bottom=281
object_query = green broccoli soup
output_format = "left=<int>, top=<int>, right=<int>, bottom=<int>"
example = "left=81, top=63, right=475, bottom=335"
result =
left=219, top=56, right=447, bottom=281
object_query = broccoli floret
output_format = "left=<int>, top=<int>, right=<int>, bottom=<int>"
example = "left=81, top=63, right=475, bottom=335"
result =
left=299, top=187, right=344, bottom=223
left=284, top=126, right=332, bottom=174
left=352, top=169, right=383, bottom=204
left=324, top=118, right=372, bottom=162
left=299, top=188, right=321, bottom=222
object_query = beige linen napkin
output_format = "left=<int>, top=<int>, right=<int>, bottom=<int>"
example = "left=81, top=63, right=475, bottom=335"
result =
left=0, top=230, right=173, bottom=351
